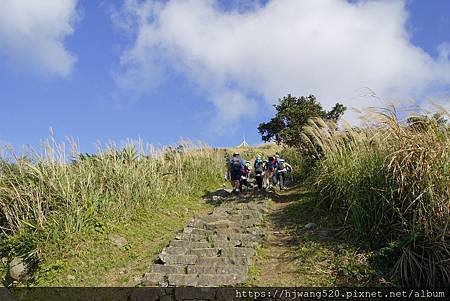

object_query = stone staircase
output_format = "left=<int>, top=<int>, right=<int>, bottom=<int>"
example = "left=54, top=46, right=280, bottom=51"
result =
left=141, top=190, right=270, bottom=287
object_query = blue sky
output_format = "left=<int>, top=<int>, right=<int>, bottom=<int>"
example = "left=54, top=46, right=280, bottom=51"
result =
left=0, top=0, right=449, bottom=154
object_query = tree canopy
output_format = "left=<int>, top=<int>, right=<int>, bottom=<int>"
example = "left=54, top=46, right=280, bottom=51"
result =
left=258, top=94, right=346, bottom=147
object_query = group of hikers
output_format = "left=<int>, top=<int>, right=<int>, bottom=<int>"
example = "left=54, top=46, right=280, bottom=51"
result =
left=226, top=152, right=293, bottom=194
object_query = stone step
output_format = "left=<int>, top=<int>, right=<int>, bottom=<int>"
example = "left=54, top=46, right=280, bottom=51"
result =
left=209, top=232, right=264, bottom=244
left=165, top=273, right=247, bottom=287
left=196, top=256, right=250, bottom=266
left=186, top=247, right=254, bottom=258
left=159, top=254, right=198, bottom=265
left=141, top=193, right=270, bottom=288
left=186, top=264, right=248, bottom=275
left=179, top=233, right=209, bottom=242
left=227, top=215, right=261, bottom=223
left=142, top=272, right=166, bottom=286
left=160, top=246, right=188, bottom=255
left=151, top=264, right=186, bottom=274
left=189, top=248, right=220, bottom=257
left=204, top=220, right=238, bottom=231
left=167, top=274, right=198, bottom=286
left=219, top=247, right=255, bottom=258
left=211, top=239, right=259, bottom=248
left=169, top=240, right=209, bottom=249
left=187, top=219, right=207, bottom=228
left=183, top=227, right=214, bottom=236
left=197, top=273, right=247, bottom=287
left=191, top=215, right=218, bottom=224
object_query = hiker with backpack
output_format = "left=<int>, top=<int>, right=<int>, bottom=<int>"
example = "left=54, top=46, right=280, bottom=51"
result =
left=227, top=152, right=246, bottom=194
left=276, top=157, right=293, bottom=190
left=254, top=155, right=264, bottom=189
left=240, top=161, right=253, bottom=191
left=264, top=155, right=278, bottom=190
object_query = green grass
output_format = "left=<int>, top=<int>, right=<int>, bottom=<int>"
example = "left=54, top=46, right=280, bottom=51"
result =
left=294, top=239, right=378, bottom=286
left=33, top=191, right=216, bottom=286
left=282, top=190, right=379, bottom=286
left=0, top=140, right=227, bottom=286
left=242, top=245, right=268, bottom=286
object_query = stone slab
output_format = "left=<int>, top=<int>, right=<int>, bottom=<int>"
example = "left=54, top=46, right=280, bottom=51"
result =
left=142, top=273, right=166, bottom=286
left=169, top=241, right=210, bottom=249
left=151, top=264, right=187, bottom=274
left=160, top=255, right=198, bottom=265
left=167, top=274, right=198, bottom=286
left=197, top=274, right=247, bottom=287
left=186, top=265, right=247, bottom=275
left=219, top=247, right=255, bottom=258
left=196, top=257, right=249, bottom=266
left=189, top=248, right=220, bottom=257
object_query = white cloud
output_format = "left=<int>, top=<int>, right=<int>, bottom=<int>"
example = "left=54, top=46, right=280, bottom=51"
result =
left=114, top=0, right=450, bottom=126
left=0, top=0, right=79, bottom=77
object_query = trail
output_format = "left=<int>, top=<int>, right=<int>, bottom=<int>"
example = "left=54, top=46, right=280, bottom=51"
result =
left=139, top=185, right=366, bottom=288
left=140, top=189, right=271, bottom=287
left=252, top=192, right=304, bottom=286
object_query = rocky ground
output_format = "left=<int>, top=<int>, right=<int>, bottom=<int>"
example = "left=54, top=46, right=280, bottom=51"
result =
left=141, top=188, right=271, bottom=287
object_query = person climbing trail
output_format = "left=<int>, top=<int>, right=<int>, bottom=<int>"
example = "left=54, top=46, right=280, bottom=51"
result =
left=227, top=152, right=245, bottom=194
left=271, top=154, right=281, bottom=186
left=275, top=158, right=293, bottom=190
left=240, top=161, right=251, bottom=191
left=254, top=155, right=264, bottom=189
left=245, top=161, right=252, bottom=180
left=264, top=155, right=277, bottom=190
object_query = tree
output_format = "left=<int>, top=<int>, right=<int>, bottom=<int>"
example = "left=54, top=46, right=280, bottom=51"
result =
left=258, top=94, right=346, bottom=147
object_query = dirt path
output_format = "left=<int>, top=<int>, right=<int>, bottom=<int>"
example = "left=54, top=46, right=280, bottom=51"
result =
left=257, top=200, right=302, bottom=285
left=248, top=188, right=307, bottom=286
left=249, top=186, right=381, bottom=287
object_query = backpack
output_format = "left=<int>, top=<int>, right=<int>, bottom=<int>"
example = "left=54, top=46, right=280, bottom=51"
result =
left=278, top=160, right=286, bottom=170
left=255, top=159, right=263, bottom=173
left=230, top=157, right=242, bottom=172
left=267, top=157, right=275, bottom=171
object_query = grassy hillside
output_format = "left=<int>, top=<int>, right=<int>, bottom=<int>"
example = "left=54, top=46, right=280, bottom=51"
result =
left=299, top=108, right=450, bottom=286
left=1, top=112, right=448, bottom=287
left=0, top=140, right=227, bottom=286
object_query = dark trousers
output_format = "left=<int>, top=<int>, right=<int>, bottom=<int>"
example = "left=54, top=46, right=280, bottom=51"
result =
left=255, top=172, right=263, bottom=189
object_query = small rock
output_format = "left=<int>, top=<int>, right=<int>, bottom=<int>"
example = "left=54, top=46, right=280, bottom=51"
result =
left=9, top=257, right=29, bottom=281
left=304, top=222, right=317, bottom=230
left=108, top=233, right=128, bottom=248
left=67, top=274, right=75, bottom=280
